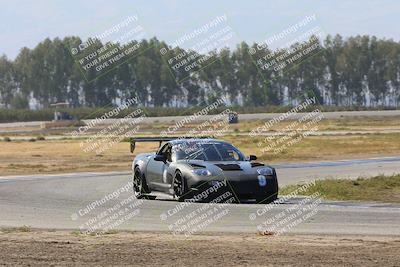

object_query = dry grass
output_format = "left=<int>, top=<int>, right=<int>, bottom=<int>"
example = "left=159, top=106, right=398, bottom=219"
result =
left=227, top=133, right=400, bottom=163
left=280, top=174, right=400, bottom=203
left=223, top=115, right=400, bottom=133
left=1, top=116, right=399, bottom=175
left=1, top=133, right=400, bottom=176
left=0, top=140, right=158, bottom=176
left=1, top=115, right=400, bottom=137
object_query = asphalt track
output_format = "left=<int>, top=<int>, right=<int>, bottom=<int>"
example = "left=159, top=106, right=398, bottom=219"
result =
left=1, top=110, right=399, bottom=128
left=0, top=156, right=399, bottom=235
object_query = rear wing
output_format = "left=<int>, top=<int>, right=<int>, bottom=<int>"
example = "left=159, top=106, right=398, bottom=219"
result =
left=129, top=136, right=213, bottom=153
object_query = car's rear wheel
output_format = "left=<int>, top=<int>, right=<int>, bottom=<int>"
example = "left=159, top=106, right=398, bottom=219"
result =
left=133, top=167, right=150, bottom=199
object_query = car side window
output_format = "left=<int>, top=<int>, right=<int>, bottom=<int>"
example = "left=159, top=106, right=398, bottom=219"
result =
left=158, top=143, right=172, bottom=162
left=157, top=143, right=169, bottom=155
left=165, top=146, right=172, bottom=162
left=226, top=149, right=240, bottom=160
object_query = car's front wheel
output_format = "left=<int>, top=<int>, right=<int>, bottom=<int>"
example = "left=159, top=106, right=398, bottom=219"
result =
left=133, top=167, right=150, bottom=199
left=173, top=171, right=188, bottom=201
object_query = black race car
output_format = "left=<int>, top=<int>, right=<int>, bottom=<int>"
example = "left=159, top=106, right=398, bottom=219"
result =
left=130, top=137, right=278, bottom=203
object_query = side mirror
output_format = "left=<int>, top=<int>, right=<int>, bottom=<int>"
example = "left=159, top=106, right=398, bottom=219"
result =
left=249, top=155, right=257, bottom=161
left=154, top=154, right=166, bottom=162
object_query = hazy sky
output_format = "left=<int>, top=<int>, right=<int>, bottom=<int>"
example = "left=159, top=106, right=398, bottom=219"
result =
left=1, top=0, right=399, bottom=59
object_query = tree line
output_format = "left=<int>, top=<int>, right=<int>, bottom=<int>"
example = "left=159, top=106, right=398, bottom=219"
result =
left=0, top=34, right=399, bottom=109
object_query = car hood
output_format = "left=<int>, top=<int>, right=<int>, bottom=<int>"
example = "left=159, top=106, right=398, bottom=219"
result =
left=180, top=159, right=271, bottom=174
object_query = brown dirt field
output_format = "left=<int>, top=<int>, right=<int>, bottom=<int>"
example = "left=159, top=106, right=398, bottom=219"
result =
left=0, top=140, right=158, bottom=176
left=0, top=230, right=399, bottom=266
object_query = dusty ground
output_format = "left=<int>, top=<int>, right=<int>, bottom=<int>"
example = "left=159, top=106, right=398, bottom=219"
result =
left=0, top=140, right=146, bottom=175
left=0, top=230, right=399, bottom=266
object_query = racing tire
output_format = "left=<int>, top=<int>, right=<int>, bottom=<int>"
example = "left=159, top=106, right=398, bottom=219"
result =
left=173, top=170, right=188, bottom=202
left=133, top=167, right=150, bottom=199
left=257, top=177, right=279, bottom=203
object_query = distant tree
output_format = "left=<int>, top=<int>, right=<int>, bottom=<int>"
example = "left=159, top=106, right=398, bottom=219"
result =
left=10, top=93, right=29, bottom=109
left=0, top=35, right=399, bottom=109
left=0, top=55, right=16, bottom=107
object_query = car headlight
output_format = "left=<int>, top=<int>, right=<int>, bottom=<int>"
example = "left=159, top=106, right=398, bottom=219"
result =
left=257, top=167, right=273, bottom=176
left=192, top=169, right=212, bottom=176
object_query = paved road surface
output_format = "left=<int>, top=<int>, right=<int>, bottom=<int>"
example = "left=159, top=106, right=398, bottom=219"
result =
left=0, top=156, right=399, bottom=235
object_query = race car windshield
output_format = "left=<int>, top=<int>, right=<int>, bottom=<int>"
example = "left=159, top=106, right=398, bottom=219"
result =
left=173, top=142, right=245, bottom=161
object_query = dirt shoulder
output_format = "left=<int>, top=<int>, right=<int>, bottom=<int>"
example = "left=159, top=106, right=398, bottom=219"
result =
left=0, top=230, right=399, bottom=266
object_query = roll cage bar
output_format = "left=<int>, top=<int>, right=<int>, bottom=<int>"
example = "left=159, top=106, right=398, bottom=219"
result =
left=129, top=136, right=212, bottom=153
